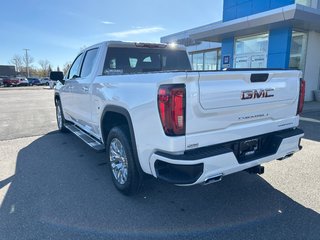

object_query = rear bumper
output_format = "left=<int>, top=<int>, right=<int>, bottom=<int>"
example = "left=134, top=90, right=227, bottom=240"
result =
left=150, top=128, right=304, bottom=185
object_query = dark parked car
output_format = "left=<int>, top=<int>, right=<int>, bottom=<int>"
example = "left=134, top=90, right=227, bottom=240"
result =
left=27, top=78, right=42, bottom=86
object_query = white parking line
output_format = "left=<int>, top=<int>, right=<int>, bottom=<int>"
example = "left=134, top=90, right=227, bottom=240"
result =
left=300, top=117, right=320, bottom=124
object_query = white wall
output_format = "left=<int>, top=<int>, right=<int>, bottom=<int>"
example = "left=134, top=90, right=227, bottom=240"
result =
left=304, top=31, right=320, bottom=101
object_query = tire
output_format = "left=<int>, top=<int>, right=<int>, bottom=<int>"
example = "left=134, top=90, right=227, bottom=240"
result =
left=106, top=126, right=142, bottom=195
left=56, top=100, right=67, bottom=132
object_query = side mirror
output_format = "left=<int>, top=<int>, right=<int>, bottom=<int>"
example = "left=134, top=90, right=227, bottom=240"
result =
left=50, top=71, right=64, bottom=84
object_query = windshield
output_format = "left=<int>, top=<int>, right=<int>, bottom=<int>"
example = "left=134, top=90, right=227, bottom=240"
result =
left=103, top=47, right=191, bottom=75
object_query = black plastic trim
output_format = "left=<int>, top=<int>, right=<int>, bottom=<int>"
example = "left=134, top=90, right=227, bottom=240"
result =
left=250, top=73, right=269, bottom=82
left=156, top=145, right=232, bottom=161
left=100, top=105, right=143, bottom=175
left=155, top=128, right=304, bottom=163
left=155, top=160, right=203, bottom=184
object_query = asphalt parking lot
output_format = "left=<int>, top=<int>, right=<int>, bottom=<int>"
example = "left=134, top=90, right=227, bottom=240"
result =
left=0, top=87, right=319, bottom=240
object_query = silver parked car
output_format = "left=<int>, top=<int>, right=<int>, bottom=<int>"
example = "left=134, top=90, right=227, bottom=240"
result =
left=17, top=77, right=29, bottom=86
left=40, top=77, right=50, bottom=85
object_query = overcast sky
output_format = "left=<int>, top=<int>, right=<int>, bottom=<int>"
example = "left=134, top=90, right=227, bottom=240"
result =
left=0, top=0, right=223, bottom=69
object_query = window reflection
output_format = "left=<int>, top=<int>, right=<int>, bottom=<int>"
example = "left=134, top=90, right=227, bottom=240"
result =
left=234, top=33, right=268, bottom=68
left=235, top=33, right=268, bottom=55
left=289, top=31, right=308, bottom=72
left=190, top=49, right=221, bottom=70
left=295, top=0, right=311, bottom=6
left=192, top=53, right=204, bottom=70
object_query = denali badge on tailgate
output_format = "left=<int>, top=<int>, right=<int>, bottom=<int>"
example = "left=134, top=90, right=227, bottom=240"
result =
left=241, top=88, right=274, bottom=100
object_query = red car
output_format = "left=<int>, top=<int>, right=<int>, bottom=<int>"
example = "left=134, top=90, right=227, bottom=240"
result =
left=3, top=77, right=20, bottom=87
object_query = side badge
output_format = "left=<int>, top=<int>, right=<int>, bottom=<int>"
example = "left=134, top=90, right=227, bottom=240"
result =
left=187, top=143, right=199, bottom=149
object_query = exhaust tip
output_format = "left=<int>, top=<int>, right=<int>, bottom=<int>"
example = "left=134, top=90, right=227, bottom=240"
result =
left=204, top=174, right=223, bottom=185
left=277, top=151, right=295, bottom=161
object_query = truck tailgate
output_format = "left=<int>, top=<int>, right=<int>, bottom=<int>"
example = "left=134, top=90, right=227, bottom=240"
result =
left=185, top=70, right=301, bottom=149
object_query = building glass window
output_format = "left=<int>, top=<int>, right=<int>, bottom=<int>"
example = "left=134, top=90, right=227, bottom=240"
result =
left=192, top=53, right=204, bottom=70
left=234, top=33, right=268, bottom=68
left=235, top=33, right=268, bottom=55
left=204, top=51, right=217, bottom=70
left=190, top=49, right=221, bottom=70
left=289, top=31, right=308, bottom=72
left=217, top=50, right=221, bottom=70
left=295, top=0, right=311, bottom=6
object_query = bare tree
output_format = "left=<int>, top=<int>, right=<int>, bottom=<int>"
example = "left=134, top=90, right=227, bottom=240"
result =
left=63, top=61, right=72, bottom=75
left=38, top=59, right=50, bottom=77
left=9, top=54, right=23, bottom=73
left=79, top=45, right=87, bottom=52
left=22, top=53, right=34, bottom=66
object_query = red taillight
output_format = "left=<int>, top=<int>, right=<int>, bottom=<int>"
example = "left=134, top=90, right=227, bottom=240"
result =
left=297, top=79, right=306, bottom=115
left=158, top=84, right=186, bottom=136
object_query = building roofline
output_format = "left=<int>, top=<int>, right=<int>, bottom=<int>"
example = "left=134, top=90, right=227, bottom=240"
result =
left=161, top=4, right=320, bottom=43
left=191, top=4, right=320, bottom=41
left=160, top=21, right=222, bottom=43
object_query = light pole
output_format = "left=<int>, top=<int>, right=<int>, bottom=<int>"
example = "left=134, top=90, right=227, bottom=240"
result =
left=23, top=48, right=30, bottom=77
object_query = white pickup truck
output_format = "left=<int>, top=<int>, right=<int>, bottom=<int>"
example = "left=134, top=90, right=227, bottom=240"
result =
left=53, top=41, right=305, bottom=195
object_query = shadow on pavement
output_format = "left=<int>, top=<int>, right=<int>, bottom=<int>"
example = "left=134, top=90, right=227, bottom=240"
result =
left=0, top=131, right=319, bottom=240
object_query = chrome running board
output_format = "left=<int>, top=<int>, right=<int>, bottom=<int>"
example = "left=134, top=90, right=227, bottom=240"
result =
left=65, top=123, right=105, bottom=151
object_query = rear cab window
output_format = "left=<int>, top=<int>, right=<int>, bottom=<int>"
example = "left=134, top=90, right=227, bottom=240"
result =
left=103, top=47, right=191, bottom=75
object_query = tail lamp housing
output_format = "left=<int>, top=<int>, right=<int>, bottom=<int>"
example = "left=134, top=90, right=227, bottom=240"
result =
left=158, top=84, right=186, bottom=136
left=297, top=79, right=305, bottom=115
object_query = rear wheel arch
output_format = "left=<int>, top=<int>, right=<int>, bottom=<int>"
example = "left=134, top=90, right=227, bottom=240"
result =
left=100, top=106, right=143, bottom=175
left=101, top=106, right=134, bottom=144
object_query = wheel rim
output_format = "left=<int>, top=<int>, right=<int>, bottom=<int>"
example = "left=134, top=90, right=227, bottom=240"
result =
left=109, top=138, right=128, bottom=185
left=56, top=104, right=63, bottom=129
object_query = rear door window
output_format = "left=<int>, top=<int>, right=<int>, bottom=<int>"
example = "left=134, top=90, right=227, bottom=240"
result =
left=80, top=48, right=98, bottom=78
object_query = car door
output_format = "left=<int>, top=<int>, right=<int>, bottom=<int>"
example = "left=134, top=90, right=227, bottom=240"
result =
left=59, top=52, right=84, bottom=121
left=69, top=48, right=99, bottom=135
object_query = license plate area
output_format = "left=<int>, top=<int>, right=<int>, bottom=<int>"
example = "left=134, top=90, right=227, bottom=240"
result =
left=220, top=129, right=298, bottom=164
left=239, top=138, right=260, bottom=158
left=231, top=137, right=264, bottom=163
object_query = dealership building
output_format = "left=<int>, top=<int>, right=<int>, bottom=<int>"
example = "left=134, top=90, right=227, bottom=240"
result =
left=161, top=0, right=320, bottom=101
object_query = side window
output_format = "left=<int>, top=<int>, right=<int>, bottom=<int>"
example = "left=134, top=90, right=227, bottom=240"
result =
left=129, top=58, right=138, bottom=68
left=143, top=56, right=152, bottom=62
left=67, top=53, right=83, bottom=79
left=80, top=48, right=98, bottom=77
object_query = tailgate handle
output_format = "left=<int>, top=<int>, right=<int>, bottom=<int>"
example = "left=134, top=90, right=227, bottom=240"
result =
left=250, top=73, right=269, bottom=83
